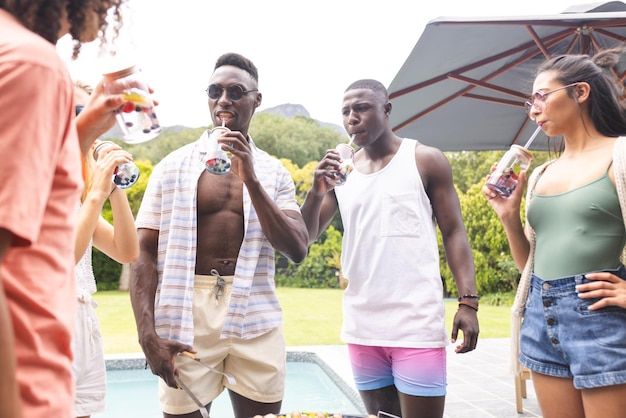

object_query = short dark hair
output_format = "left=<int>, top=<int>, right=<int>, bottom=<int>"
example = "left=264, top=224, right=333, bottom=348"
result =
left=345, top=79, right=389, bottom=100
left=214, top=52, right=259, bottom=83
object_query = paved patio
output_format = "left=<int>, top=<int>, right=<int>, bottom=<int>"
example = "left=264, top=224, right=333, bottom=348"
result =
left=291, top=338, right=542, bottom=418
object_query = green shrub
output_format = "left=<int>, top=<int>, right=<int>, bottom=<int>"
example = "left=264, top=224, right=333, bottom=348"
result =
left=276, top=226, right=343, bottom=288
left=93, top=248, right=122, bottom=290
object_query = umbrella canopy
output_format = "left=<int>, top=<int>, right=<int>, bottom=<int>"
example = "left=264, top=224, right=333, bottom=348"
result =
left=388, top=1, right=626, bottom=151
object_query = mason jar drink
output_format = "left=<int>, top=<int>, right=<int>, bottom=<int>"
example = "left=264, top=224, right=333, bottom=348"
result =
left=327, top=143, right=355, bottom=186
left=204, top=126, right=232, bottom=175
left=103, top=65, right=161, bottom=144
left=485, top=145, right=533, bottom=198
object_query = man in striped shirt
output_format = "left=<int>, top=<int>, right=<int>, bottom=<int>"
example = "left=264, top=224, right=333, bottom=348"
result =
left=130, top=53, right=308, bottom=418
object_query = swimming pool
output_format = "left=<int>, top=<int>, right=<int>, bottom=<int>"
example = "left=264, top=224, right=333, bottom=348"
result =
left=94, top=352, right=365, bottom=417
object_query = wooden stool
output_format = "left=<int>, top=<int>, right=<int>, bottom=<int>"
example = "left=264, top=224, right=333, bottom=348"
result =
left=514, top=366, right=532, bottom=413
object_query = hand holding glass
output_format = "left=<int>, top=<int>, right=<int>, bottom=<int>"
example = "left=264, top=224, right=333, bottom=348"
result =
left=485, top=145, right=533, bottom=197
left=103, top=65, right=161, bottom=144
left=204, top=124, right=232, bottom=175
left=326, top=143, right=355, bottom=187
left=485, top=126, right=539, bottom=198
left=93, top=141, right=140, bottom=189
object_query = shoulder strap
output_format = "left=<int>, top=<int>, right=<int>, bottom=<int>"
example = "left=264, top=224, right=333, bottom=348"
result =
left=525, top=160, right=552, bottom=199
left=612, top=138, right=626, bottom=263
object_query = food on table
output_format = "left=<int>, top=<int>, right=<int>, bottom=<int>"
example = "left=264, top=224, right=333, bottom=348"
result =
left=252, top=413, right=378, bottom=418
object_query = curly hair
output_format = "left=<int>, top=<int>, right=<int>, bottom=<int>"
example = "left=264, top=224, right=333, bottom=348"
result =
left=0, top=0, right=124, bottom=58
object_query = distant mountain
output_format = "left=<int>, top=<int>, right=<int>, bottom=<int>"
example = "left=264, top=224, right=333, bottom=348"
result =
left=261, top=103, right=311, bottom=119
left=260, top=103, right=347, bottom=137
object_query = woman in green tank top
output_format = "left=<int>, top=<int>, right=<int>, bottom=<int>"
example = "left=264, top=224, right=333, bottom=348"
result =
left=484, top=46, right=626, bottom=418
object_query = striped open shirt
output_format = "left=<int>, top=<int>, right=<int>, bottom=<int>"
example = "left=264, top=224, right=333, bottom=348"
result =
left=136, top=131, right=300, bottom=344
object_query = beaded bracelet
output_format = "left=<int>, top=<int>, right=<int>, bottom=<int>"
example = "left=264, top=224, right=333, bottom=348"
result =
left=458, top=294, right=480, bottom=301
left=458, top=300, right=479, bottom=311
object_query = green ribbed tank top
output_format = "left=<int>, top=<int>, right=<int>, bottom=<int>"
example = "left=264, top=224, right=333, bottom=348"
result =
left=527, top=170, right=626, bottom=279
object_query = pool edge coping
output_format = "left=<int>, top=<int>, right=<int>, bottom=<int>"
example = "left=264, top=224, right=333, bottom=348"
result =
left=104, top=351, right=366, bottom=414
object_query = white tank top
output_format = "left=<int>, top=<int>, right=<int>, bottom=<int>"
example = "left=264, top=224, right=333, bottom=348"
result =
left=335, top=138, right=448, bottom=347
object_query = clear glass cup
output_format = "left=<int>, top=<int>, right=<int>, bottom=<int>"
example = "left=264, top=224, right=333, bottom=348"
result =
left=93, top=141, right=140, bottom=189
left=326, top=143, right=355, bottom=186
left=102, top=65, right=161, bottom=144
left=485, top=145, right=533, bottom=198
left=204, top=126, right=232, bottom=175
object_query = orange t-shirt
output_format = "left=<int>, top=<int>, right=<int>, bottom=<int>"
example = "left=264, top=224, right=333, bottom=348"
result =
left=0, top=10, right=82, bottom=418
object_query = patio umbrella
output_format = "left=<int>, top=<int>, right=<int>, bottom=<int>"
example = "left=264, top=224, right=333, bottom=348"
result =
left=388, top=1, right=626, bottom=151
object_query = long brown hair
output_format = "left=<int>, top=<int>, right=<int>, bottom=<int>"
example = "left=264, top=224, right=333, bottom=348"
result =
left=536, top=46, right=626, bottom=138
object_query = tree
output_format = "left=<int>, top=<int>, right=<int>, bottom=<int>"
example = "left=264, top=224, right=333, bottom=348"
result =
left=252, top=113, right=344, bottom=168
left=459, top=182, right=522, bottom=294
left=276, top=226, right=343, bottom=288
left=108, top=127, right=207, bottom=166
left=446, top=150, right=505, bottom=194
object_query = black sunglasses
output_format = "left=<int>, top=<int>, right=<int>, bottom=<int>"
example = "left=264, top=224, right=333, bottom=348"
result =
left=206, top=84, right=258, bottom=101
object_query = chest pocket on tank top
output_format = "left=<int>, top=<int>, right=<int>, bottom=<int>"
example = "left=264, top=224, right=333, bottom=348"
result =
left=380, top=193, right=421, bottom=237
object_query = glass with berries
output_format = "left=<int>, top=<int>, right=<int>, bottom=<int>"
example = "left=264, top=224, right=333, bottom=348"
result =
left=204, top=115, right=233, bottom=175
left=103, top=65, right=161, bottom=144
left=93, top=141, right=140, bottom=189
left=326, top=143, right=355, bottom=186
left=485, top=145, right=533, bottom=198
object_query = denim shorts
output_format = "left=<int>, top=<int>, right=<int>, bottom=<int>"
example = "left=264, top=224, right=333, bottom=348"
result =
left=520, top=265, right=626, bottom=389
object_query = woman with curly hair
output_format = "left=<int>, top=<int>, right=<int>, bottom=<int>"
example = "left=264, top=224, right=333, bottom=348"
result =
left=0, top=1, right=126, bottom=417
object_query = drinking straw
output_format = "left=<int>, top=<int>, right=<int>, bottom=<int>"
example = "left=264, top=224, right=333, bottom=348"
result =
left=523, top=126, right=542, bottom=149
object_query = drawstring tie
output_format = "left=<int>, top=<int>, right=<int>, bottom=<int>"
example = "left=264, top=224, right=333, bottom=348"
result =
left=210, top=269, right=226, bottom=305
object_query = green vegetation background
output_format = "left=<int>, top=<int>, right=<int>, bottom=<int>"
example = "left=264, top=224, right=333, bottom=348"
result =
left=93, top=112, right=558, bottom=352
left=97, top=112, right=556, bottom=296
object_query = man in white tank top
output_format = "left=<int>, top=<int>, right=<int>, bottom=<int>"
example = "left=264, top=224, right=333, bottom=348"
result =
left=301, top=79, right=480, bottom=418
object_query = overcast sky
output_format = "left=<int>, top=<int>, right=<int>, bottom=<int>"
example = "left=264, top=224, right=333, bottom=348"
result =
left=57, top=0, right=590, bottom=130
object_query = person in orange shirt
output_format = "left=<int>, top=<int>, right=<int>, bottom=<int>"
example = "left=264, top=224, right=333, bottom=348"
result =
left=0, top=2, right=126, bottom=417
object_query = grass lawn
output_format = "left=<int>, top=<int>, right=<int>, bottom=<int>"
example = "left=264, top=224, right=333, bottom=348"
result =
left=94, top=288, right=512, bottom=354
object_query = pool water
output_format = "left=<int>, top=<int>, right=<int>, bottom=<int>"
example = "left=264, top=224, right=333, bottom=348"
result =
left=94, top=358, right=363, bottom=417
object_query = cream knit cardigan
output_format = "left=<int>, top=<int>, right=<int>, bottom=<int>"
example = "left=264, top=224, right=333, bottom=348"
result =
left=510, top=137, right=626, bottom=374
